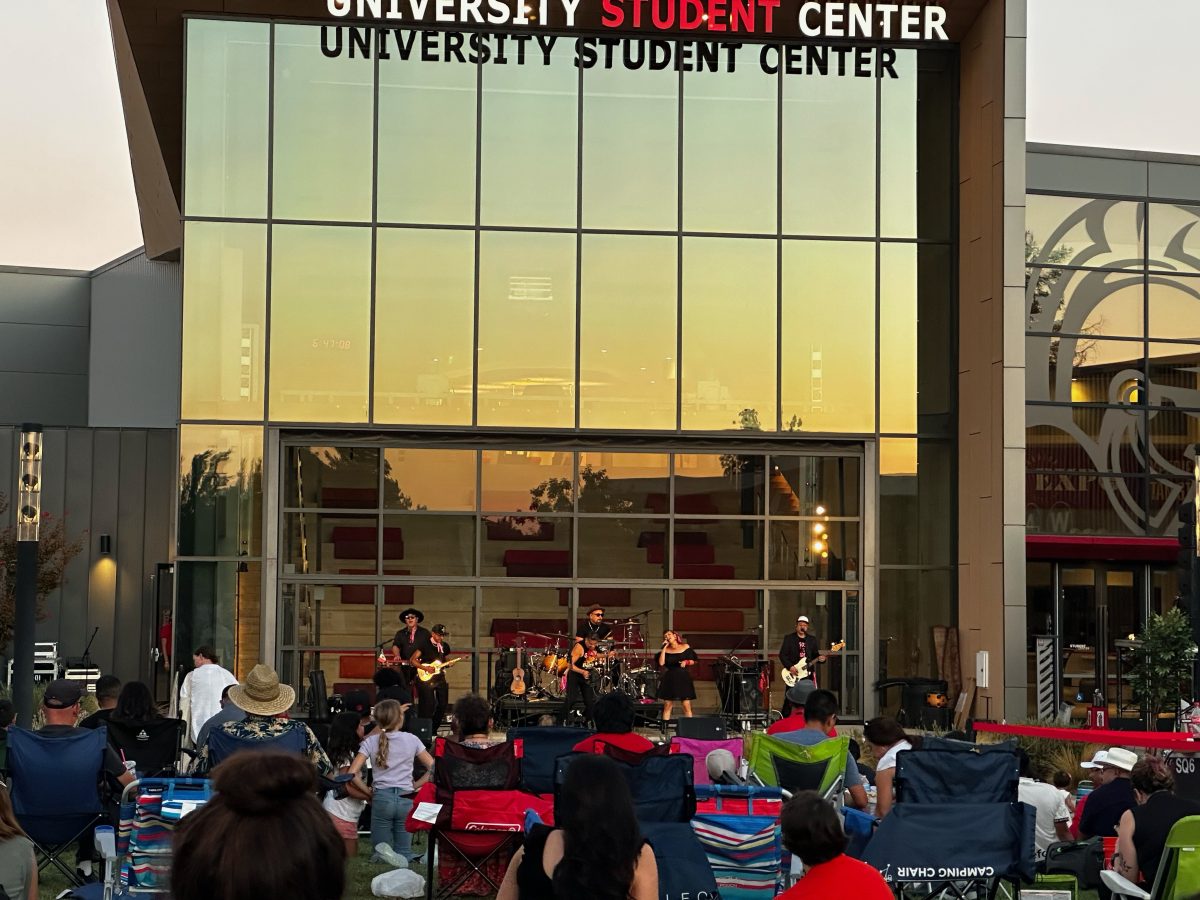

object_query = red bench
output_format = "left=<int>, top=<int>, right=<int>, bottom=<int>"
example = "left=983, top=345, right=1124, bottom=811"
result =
left=680, top=588, right=757, bottom=609
left=645, top=544, right=716, bottom=565
left=557, top=587, right=632, bottom=607
left=321, top=487, right=378, bottom=509
left=502, top=550, right=570, bottom=577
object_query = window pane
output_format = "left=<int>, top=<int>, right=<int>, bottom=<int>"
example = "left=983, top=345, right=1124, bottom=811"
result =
left=781, top=241, right=874, bottom=433
left=579, top=234, right=676, bottom=430
left=176, top=561, right=261, bottom=682
left=683, top=62, right=776, bottom=234
left=481, top=586, right=571, bottom=660
left=1026, top=335, right=1145, bottom=404
left=184, top=20, right=269, bottom=218
left=279, top=582, right=375, bottom=654
left=1027, top=418, right=1149, bottom=474
left=1149, top=204, right=1200, bottom=275
left=481, top=449, right=574, bottom=512
left=675, top=519, right=763, bottom=580
left=880, top=243, right=917, bottom=433
left=879, top=438, right=952, bottom=566
left=578, top=519, right=666, bottom=579
left=1149, top=410, right=1200, bottom=474
left=682, top=238, right=776, bottom=430
left=1148, top=276, right=1200, bottom=342
left=577, top=452, right=669, bottom=514
left=482, top=517, right=572, bottom=577
left=782, top=63, right=874, bottom=236
left=377, top=41, right=476, bottom=224
left=582, top=56, right=677, bottom=231
left=768, top=520, right=858, bottom=580
left=673, top=453, right=765, bottom=516
left=770, top=455, right=861, bottom=518
left=1149, top=343, right=1200, bottom=407
left=284, top=446, right=380, bottom=510
left=383, top=448, right=477, bottom=511
left=1025, top=195, right=1145, bottom=270
left=477, top=231, right=576, bottom=428
left=879, top=50, right=916, bottom=238
left=383, top=514, right=475, bottom=576
left=1027, top=267, right=1144, bottom=338
left=181, top=222, right=267, bottom=421
left=1026, top=473, right=1145, bottom=535
left=480, top=41, right=576, bottom=226
left=269, top=226, right=371, bottom=423
left=273, top=24, right=373, bottom=222
left=284, top=513, right=380, bottom=575
left=878, top=568, right=953, bottom=682
left=374, top=229, right=474, bottom=425
left=383, top=586, right=475, bottom=696
left=178, top=425, right=264, bottom=557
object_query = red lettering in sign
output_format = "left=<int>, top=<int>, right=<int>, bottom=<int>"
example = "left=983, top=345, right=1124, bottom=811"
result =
left=599, top=0, right=777, bottom=32
left=601, top=0, right=624, bottom=25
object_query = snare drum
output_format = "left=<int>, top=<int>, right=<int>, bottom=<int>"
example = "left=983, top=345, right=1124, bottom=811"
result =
left=542, top=652, right=559, bottom=673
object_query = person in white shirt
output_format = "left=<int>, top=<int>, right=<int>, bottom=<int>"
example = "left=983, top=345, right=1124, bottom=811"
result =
left=179, top=645, right=239, bottom=744
left=1017, top=751, right=1071, bottom=859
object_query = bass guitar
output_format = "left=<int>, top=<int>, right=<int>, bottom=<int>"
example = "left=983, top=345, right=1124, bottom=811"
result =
left=781, top=641, right=845, bottom=687
left=511, top=647, right=526, bottom=696
left=417, top=657, right=462, bottom=683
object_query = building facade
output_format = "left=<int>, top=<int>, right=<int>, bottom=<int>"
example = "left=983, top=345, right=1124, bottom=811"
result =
left=108, top=0, right=1027, bottom=720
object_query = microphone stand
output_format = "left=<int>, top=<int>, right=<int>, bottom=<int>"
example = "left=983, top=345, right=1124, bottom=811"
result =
left=80, top=626, right=100, bottom=697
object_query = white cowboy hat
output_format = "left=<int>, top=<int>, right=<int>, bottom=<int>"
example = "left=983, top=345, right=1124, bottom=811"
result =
left=1102, top=747, right=1138, bottom=772
left=228, top=664, right=296, bottom=717
left=1080, top=749, right=1109, bottom=769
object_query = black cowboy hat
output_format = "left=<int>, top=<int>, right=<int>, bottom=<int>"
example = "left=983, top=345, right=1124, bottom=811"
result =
left=399, top=608, right=424, bottom=623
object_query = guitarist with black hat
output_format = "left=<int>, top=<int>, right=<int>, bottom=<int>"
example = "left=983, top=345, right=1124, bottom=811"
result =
left=779, top=615, right=826, bottom=717
left=392, top=608, right=447, bottom=727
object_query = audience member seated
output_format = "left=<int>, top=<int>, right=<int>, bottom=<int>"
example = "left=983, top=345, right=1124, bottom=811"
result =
left=0, top=770, right=36, bottom=900
left=497, top=754, right=657, bottom=900
left=774, top=791, right=892, bottom=900
left=200, top=664, right=332, bottom=775
left=453, top=694, right=498, bottom=749
left=110, top=681, right=160, bottom=726
left=1070, top=749, right=1109, bottom=837
left=172, top=751, right=345, bottom=900
left=78, top=676, right=121, bottom=730
left=36, top=680, right=133, bottom=881
left=1080, top=747, right=1138, bottom=839
left=1016, top=749, right=1071, bottom=861
left=374, top=667, right=411, bottom=703
left=572, top=694, right=654, bottom=755
left=1113, top=755, right=1200, bottom=889
left=180, top=645, right=238, bottom=746
left=195, top=684, right=246, bottom=750
left=776, top=690, right=868, bottom=811
left=863, top=717, right=920, bottom=818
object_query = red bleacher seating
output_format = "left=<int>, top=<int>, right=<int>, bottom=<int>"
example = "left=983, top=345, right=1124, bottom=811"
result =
left=674, top=609, right=745, bottom=633
left=339, top=655, right=378, bottom=679
left=681, top=589, right=758, bottom=609
left=675, top=564, right=736, bottom=579
left=338, top=569, right=415, bottom=605
left=645, top=544, right=716, bottom=565
left=329, top=525, right=404, bottom=560
left=502, top=549, right=570, bottom=577
left=557, top=587, right=632, bottom=606
left=320, top=487, right=378, bottom=509
left=490, top=618, right=568, bottom=648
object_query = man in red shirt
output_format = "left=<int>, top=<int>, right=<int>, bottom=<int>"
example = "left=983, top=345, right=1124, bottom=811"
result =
left=573, top=692, right=655, bottom=755
left=776, top=791, right=892, bottom=900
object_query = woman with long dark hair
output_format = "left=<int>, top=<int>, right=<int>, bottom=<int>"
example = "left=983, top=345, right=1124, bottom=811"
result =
left=496, top=754, right=658, bottom=900
left=863, top=717, right=919, bottom=817
left=1113, top=756, right=1200, bottom=889
left=323, top=712, right=371, bottom=858
left=112, top=681, right=160, bottom=723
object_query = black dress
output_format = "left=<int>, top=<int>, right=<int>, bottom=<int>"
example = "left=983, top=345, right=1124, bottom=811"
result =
left=658, top=648, right=698, bottom=700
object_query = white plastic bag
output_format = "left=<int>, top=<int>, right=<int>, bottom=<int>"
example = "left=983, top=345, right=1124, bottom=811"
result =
left=371, top=868, right=425, bottom=899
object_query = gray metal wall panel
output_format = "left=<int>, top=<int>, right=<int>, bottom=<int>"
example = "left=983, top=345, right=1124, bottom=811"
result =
left=34, top=429, right=69, bottom=644
left=0, top=374, right=88, bottom=427
left=88, top=254, right=181, bottom=429
left=1148, top=163, right=1200, bottom=204
left=1026, top=152, right=1148, bottom=197
left=60, top=430, right=94, bottom=659
left=0, top=325, right=90, bottom=376
left=0, top=273, right=90, bottom=326
left=0, top=428, right=13, bottom=530
left=115, top=431, right=148, bottom=682
left=87, top=431, right=121, bottom=675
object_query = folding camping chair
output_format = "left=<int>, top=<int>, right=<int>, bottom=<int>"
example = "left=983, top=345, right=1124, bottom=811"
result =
left=7, top=726, right=110, bottom=885
left=670, top=735, right=746, bottom=785
left=205, top=723, right=308, bottom=768
left=505, top=726, right=592, bottom=795
left=554, top=750, right=696, bottom=823
left=105, top=718, right=186, bottom=778
left=1101, top=814, right=1200, bottom=900
left=115, top=777, right=212, bottom=894
left=744, top=732, right=849, bottom=803
left=692, top=783, right=785, bottom=900
left=426, top=738, right=526, bottom=900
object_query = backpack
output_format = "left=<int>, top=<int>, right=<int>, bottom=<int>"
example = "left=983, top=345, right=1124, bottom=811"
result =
left=1044, top=837, right=1104, bottom=888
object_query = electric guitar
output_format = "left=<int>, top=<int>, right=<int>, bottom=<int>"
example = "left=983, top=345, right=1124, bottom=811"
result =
left=416, top=657, right=462, bottom=682
left=781, top=641, right=846, bottom=687
left=511, top=648, right=526, bottom=696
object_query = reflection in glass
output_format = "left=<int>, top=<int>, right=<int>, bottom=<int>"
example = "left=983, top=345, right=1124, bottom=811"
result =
left=673, top=454, right=764, bottom=516
left=1027, top=267, right=1144, bottom=338
left=879, top=50, right=916, bottom=238
left=184, top=20, right=269, bottom=218
left=1025, top=472, right=1145, bottom=535
left=878, top=568, right=953, bottom=682
left=382, top=515, right=475, bottom=576
left=284, top=446, right=380, bottom=509
left=480, top=40, right=577, bottom=226
left=1148, top=277, right=1200, bottom=343
left=377, top=49, right=476, bottom=224
left=279, top=582, right=375, bottom=655
left=480, top=587, right=570, bottom=658
left=477, top=231, right=576, bottom=427
left=1149, top=204, right=1200, bottom=274
left=181, top=222, right=267, bottom=421
left=481, top=517, right=572, bottom=576
left=272, top=25, right=373, bottom=222
left=176, top=561, right=262, bottom=680
left=1026, top=416, right=1149, bottom=475
left=1027, top=335, right=1144, bottom=405
left=284, top=513, right=381, bottom=575
left=1025, top=195, right=1145, bottom=270
left=577, top=519, right=667, bottom=579
left=781, top=68, right=874, bottom=236
left=382, top=586, right=476, bottom=693
left=770, top=456, right=861, bottom=518
left=879, top=438, right=916, bottom=476
left=269, top=226, right=371, bottom=423
left=383, top=449, right=477, bottom=511
left=674, top=519, right=763, bottom=580
left=681, top=239, right=776, bottom=430
left=781, top=241, right=874, bottom=433
left=579, top=235, right=676, bottom=430
left=577, top=453, right=669, bottom=513
left=1149, top=343, right=1200, bottom=407
left=879, top=439, right=952, bottom=566
left=683, top=62, right=776, bottom=233
left=179, top=425, right=264, bottom=557
left=481, top=449, right=574, bottom=512
left=582, top=61, right=677, bottom=231
left=374, top=229, right=474, bottom=425
left=769, top=521, right=858, bottom=581
left=880, top=243, right=917, bottom=433
left=1150, top=408, right=1200, bottom=474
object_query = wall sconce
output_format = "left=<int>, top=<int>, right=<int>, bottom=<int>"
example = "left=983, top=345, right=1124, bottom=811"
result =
left=99, top=534, right=112, bottom=555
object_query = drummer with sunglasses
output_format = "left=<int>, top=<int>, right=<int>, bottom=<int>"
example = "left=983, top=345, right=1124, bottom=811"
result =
left=575, top=604, right=612, bottom=644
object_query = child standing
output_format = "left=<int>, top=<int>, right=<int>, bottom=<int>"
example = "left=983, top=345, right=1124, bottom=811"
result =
left=323, top=712, right=372, bottom=858
left=349, top=699, right=434, bottom=862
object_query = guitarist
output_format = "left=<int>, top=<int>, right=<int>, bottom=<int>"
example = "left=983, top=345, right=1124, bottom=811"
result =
left=779, top=615, right=826, bottom=716
left=392, top=608, right=445, bottom=728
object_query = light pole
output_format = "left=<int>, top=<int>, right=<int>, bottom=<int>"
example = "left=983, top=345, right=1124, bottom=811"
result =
left=12, top=424, right=42, bottom=728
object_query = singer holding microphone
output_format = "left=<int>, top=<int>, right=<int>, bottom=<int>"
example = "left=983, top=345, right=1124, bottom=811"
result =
left=657, top=630, right=698, bottom=721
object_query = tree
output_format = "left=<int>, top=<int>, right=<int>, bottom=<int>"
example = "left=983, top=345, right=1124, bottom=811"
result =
left=1128, top=606, right=1196, bottom=725
left=528, top=465, right=633, bottom=514
left=0, top=493, right=85, bottom=654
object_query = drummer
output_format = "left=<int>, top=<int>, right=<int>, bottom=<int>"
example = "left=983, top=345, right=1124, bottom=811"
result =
left=565, top=634, right=602, bottom=722
left=576, top=604, right=612, bottom=645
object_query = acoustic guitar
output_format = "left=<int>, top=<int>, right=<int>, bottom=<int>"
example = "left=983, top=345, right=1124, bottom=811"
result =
left=416, top=657, right=462, bottom=683
left=511, top=647, right=527, bottom=696
left=781, top=641, right=846, bottom=687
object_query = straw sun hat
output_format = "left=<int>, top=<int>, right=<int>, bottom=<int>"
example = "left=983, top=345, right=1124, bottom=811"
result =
left=228, top=664, right=296, bottom=716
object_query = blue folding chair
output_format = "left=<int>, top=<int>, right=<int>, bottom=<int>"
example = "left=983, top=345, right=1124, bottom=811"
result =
left=505, top=726, right=593, bottom=794
left=206, top=724, right=308, bottom=768
left=8, top=726, right=110, bottom=885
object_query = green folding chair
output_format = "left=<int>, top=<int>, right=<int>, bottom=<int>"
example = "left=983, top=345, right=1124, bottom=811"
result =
left=744, top=732, right=848, bottom=802
left=1101, top=814, right=1200, bottom=900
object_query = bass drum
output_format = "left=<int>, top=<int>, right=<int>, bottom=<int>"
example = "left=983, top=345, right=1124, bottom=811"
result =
left=555, top=657, right=570, bottom=676
left=541, top=652, right=559, bottom=673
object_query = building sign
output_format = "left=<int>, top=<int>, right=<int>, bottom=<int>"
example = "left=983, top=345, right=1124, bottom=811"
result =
left=325, top=0, right=951, bottom=41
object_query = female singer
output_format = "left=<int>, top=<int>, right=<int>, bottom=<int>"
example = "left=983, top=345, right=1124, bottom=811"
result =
left=657, top=630, right=698, bottom=721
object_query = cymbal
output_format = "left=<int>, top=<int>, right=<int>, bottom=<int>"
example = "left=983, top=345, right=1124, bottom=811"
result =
left=517, top=631, right=543, bottom=636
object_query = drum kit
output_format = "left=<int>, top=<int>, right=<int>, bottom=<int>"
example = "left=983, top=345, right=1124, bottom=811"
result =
left=502, top=616, right=659, bottom=701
